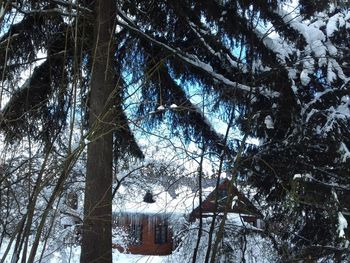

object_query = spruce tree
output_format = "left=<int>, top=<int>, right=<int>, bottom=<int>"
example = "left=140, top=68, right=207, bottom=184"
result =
left=0, top=0, right=349, bottom=261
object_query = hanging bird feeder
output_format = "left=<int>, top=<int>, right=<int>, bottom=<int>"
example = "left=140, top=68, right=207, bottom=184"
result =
left=143, top=190, right=156, bottom=203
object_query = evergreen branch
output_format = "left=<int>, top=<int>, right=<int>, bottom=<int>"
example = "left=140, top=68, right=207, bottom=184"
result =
left=116, top=13, right=256, bottom=94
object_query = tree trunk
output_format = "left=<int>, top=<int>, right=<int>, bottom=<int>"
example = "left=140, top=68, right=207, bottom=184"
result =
left=80, top=0, right=116, bottom=262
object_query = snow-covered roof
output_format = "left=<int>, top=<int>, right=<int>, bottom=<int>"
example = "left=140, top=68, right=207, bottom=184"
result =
left=112, top=175, right=259, bottom=223
left=113, top=183, right=198, bottom=217
left=112, top=174, right=233, bottom=219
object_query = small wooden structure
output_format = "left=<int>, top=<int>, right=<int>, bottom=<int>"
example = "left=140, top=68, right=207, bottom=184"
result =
left=113, top=213, right=173, bottom=255
left=189, top=179, right=264, bottom=228
left=112, top=178, right=263, bottom=256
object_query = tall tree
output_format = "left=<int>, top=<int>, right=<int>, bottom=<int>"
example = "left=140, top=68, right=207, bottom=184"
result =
left=80, top=0, right=115, bottom=262
left=0, top=0, right=349, bottom=262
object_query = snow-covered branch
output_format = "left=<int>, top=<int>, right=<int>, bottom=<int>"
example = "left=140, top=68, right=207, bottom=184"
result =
left=116, top=10, right=256, bottom=94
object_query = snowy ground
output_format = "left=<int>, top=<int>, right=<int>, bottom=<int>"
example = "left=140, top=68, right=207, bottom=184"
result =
left=45, top=248, right=170, bottom=263
left=113, top=253, right=170, bottom=263
left=0, top=242, right=171, bottom=263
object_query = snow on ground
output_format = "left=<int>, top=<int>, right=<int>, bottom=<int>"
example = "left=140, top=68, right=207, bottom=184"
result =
left=0, top=241, right=171, bottom=263
left=114, top=253, right=170, bottom=263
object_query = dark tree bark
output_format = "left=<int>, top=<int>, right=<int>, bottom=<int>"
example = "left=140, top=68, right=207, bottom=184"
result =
left=80, top=0, right=116, bottom=262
